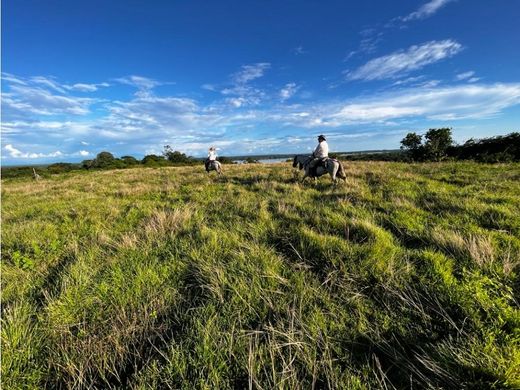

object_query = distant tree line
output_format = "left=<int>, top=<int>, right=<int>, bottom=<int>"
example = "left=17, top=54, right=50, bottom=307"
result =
left=1, top=146, right=237, bottom=179
left=342, top=129, right=519, bottom=162
left=400, top=129, right=520, bottom=162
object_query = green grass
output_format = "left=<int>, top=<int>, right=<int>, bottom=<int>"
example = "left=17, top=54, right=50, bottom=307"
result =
left=2, top=161, right=520, bottom=389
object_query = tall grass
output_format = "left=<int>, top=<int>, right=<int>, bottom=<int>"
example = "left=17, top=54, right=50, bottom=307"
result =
left=2, top=162, right=519, bottom=388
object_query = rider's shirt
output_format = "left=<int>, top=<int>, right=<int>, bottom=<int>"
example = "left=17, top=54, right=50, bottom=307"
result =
left=208, top=151, right=217, bottom=161
left=313, top=141, right=329, bottom=159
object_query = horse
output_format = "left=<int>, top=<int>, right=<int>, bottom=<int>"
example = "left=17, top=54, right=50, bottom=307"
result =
left=205, top=160, right=222, bottom=175
left=292, top=155, right=347, bottom=184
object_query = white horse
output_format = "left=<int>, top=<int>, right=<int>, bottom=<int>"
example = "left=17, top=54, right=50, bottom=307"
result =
left=293, top=155, right=347, bottom=184
left=205, top=160, right=222, bottom=175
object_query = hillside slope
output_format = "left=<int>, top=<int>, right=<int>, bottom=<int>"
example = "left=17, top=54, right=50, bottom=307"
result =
left=2, top=162, right=520, bottom=389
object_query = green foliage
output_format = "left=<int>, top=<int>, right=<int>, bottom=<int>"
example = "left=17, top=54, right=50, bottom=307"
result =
left=141, top=154, right=169, bottom=167
left=448, top=132, right=520, bottom=162
left=47, top=163, right=80, bottom=174
left=400, top=132, right=423, bottom=150
left=163, top=145, right=197, bottom=165
left=216, top=156, right=236, bottom=164
left=424, top=127, right=454, bottom=161
left=400, top=132, right=424, bottom=161
left=2, top=162, right=520, bottom=389
left=120, top=155, right=139, bottom=165
left=92, top=151, right=116, bottom=168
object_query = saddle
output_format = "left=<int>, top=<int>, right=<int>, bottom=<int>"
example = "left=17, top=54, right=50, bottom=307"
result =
left=309, top=157, right=337, bottom=176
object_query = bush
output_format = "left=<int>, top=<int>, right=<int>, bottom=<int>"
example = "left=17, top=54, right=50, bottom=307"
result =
left=142, top=154, right=170, bottom=167
left=91, top=152, right=116, bottom=169
left=163, top=145, right=198, bottom=165
left=120, top=156, right=139, bottom=165
left=448, top=132, right=520, bottom=162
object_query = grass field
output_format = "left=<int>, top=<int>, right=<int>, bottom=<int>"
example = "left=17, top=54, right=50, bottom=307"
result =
left=2, top=161, right=520, bottom=389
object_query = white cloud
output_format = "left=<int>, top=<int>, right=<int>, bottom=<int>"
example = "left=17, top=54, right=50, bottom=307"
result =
left=280, top=83, right=299, bottom=101
left=455, top=71, right=475, bottom=81
left=4, top=144, right=63, bottom=159
left=292, top=46, right=307, bottom=55
left=218, top=63, right=271, bottom=107
left=402, top=0, right=455, bottom=22
left=232, top=63, right=270, bottom=84
left=346, top=40, right=462, bottom=81
left=201, top=83, right=217, bottom=91
left=391, top=76, right=426, bottom=86
left=468, top=77, right=480, bottom=83
left=30, top=76, right=67, bottom=93
left=115, top=75, right=161, bottom=89
left=330, top=83, right=520, bottom=123
left=3, top=71, right=520, bottom=159
left=65, top=83, right=100, bottom=92
left=4, top=85, right=94, bottom=116
left=78, top=150, right=90, bottom=156
left=1, top=73, right=27, bottom=85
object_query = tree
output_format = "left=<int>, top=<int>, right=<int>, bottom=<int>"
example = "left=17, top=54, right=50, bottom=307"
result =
left=400, top=132, right=424, bottom=161
left=217, top=156, right=236, bottom=164
left=92, top=151, right=116, bottom=168
left=81, top=159, right=94, bottom=169
left=163, top=145, right=195, bottom=164
left=142, top=154, right=169, bottom=166
left=120, top=156, right=139, bottom=165
left=424, top=128, right=453, bottom=161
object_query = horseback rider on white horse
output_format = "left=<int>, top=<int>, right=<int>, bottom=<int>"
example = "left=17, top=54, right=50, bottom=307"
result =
left=308, top=135, right=329, bottom=176
left=205, top=147, right=217, bottom=172
left=292, top=134, right=347, bottom=184
left=205, top=146, right=222, bottom=174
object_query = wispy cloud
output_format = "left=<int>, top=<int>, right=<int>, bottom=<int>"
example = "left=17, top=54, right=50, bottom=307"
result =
left=455, top=71, right=475, bottom=81
left=231, top=63, right=270, bottom=84
left=219, top=63, right=271, bottom=107
left=280, top=83, right=299, bottom=102
left=401, top=0, right=456, bottom=22
left=345, top=40, right=462, bottom=81
left=3, top=71, right=520, bottom=161
left=292, top=46, right=307, bottom=55
left=328, top=83, right=520, bottom=123
left=115, top=75, right=162, bottom=90
left=64, top=82, right=110, bottom=92
left=3, top=85, right=95, bottom=117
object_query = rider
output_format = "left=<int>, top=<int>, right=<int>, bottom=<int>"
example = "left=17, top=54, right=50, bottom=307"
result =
left=309, top=135, right=329, bottom=174
left=205, top=146, right=218, bottom=171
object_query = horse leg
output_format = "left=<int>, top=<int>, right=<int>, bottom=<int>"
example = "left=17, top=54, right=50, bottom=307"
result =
left=330, top=163, right=339, bottom=184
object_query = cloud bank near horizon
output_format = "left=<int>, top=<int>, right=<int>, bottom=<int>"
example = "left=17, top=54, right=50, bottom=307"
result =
left=2, top=67, right=520, bottom=162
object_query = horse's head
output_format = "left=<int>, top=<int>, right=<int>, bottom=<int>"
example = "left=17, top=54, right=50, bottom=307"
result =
left=292, top=155, right=298, bottom=168
left=292, top=155, right=304, bottom=170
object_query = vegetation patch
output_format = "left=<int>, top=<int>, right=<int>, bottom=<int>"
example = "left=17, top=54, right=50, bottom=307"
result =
left=2, top=161, right=520, bottom=388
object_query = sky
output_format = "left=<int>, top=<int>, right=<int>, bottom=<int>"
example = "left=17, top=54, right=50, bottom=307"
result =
left=2, top=0, right=520, bottom=164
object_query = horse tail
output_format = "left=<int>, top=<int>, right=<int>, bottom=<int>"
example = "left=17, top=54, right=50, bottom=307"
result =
left=337, top=160, right=347, bottom=180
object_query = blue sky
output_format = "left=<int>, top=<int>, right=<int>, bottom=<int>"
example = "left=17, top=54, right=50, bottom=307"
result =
left=2, top=0, right=520, bottom=164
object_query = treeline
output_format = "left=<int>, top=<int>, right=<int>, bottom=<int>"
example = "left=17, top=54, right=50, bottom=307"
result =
left=400, top=129, right=520, bottom=162
left=342, top=129, right=520, bottom=162
left=1, top=145, right=237, bottom=179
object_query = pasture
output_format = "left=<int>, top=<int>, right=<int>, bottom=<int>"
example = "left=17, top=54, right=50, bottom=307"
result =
left=2, top=161, right=520, bottom=389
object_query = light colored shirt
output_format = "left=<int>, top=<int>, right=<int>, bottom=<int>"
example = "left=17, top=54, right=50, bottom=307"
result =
left=208, top=150, right=217, bottom=161
left=313, top=141, right=329, bottom=158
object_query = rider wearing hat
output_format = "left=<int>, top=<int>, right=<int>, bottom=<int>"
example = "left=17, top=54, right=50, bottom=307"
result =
left=309, top=135, right=329, bottom=173
left=205, top=146, right=218, bottom=171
